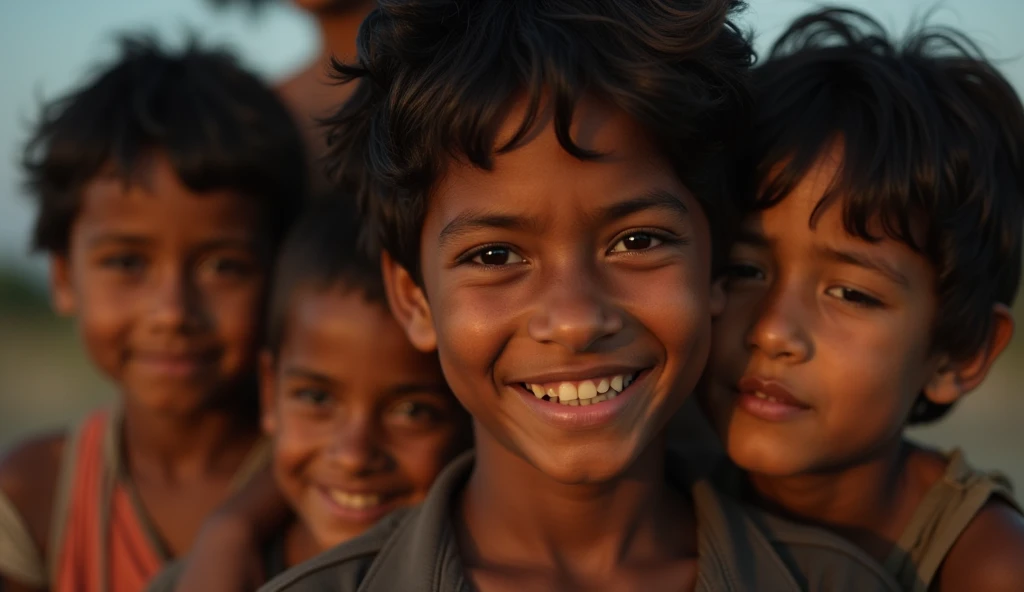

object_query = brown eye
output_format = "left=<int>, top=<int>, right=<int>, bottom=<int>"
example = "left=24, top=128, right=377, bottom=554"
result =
left=611, top=232, right=661, bottom=253
left=471, top=246, right=524, bottom=266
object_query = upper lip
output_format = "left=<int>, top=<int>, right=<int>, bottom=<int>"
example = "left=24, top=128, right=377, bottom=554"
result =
left=736, top=376, right=810, bottom=408
left=510, top=364, right=647, bottom=385
left=318, top=484, right=404, bottom=497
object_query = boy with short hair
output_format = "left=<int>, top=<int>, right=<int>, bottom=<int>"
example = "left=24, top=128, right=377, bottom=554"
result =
left=261, top=1, right=903, bottom=590
left=703, top=8, right=1024, bottom=591
left=0, top=36, right=305, bottom=592
left=147, top=197, right=472, bottom=589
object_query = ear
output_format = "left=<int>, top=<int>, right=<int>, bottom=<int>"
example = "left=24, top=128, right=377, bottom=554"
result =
left=49, top=254, right=76, bottom=315
left=380, top=251, right=437, bottom=352
left=259, top=350, right=279, bottom=436
left=923, top=304, right=1014, bottom=406
left=710, top=276, right=727, bottom=318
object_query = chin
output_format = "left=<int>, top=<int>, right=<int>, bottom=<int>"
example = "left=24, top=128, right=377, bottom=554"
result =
left=525, top=439, right=647, bottom=485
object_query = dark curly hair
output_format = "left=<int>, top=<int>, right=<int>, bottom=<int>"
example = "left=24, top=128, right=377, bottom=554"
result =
left=323, top=0, right=756, bottom=279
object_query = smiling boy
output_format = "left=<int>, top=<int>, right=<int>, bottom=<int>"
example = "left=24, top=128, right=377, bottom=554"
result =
left=260, top=1, right=903, bottom=590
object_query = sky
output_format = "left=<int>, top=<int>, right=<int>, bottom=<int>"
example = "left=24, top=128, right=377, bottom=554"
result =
left=2, top=0, right=1023, bottom=276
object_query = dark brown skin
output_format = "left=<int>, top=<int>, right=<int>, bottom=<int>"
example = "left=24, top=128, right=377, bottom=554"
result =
left=0, top=152, right=268, bottom=587
left=704, top=145, right=1024, bottom=591
left=383, top=98, right=720, bottom=591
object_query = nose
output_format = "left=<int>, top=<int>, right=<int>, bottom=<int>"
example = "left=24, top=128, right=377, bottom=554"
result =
left=746, top=280, right=812, bottom=363
left=148, top=265, right=204, bottom=334
left=327, top=411, right=390, bottom=476
left=527, top=265, right=623, bottom=352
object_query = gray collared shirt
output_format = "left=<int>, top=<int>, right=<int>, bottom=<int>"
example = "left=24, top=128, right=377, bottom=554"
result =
left=259, top=452, right=900, bottom=592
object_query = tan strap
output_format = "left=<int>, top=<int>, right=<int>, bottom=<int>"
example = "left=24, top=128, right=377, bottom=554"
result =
left=885, top=449, right=1020, bottom=592
left=0, top=487, right=46, bottom=587
left=46, top=414, right=91, bottom=586
left=229, top=437, right=272, bottom=492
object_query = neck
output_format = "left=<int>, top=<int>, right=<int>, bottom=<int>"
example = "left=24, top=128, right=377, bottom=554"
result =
left=747, top=437, right=918, bottom=561
left=459, top=428, right=696, bottom=575
left=120, top=389, right=259, bottom=483
left=285, top=520, right=323, bottom=568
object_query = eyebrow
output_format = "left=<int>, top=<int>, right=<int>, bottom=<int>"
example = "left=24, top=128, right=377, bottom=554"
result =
left=437, top=209, right=544, bottom=249
left=87, top=233, right=152, bottom=248
left=820, top=246, right=911, bottom=288
left=592, top=189, right=689, bottom=225
left=283, top=367, right=334, bottom=383
left=733, top=227, right=771, bottom=247
left=437, top=189, right=689, bottom=248
left=86, top=234, right=256, bottom=251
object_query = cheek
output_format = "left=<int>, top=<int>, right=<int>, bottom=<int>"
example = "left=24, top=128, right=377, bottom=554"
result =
left=388, top=432, right=463, bottom=500
left=627, top=263, right=712, bottom=374
left=204, top=283, right=265, bottom=356
left=272, top=419, right=321, bottom=499
left=431, top=281, right=521, bottom=399
left=817, top=321, right=931, bottom=426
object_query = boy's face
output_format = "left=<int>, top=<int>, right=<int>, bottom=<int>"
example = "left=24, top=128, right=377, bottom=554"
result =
left=262, top=287, right=469, bottom=549
left=387, top=99, right=721, bottom=485
left=50, top=152, right=268, bottom=415
left=705, top=152, right=944, bottom=476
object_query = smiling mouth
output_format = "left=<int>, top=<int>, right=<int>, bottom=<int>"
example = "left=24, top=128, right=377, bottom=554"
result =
left=521, top=372, right=640, bottom=406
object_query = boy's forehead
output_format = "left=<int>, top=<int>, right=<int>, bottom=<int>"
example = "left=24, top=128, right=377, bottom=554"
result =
left=495, top=95, right=655, bottom=161
left=74, top=157, right=261, bottom=242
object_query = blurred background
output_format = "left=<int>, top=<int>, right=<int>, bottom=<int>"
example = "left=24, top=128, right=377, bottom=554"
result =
left=1, top=0, right=1022, bottom=484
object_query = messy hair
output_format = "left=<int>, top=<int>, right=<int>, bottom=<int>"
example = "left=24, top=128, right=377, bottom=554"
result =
left=23, top=35, right=307, bottom=255
left=324, top=0, right=755, bottom=278
left=265, top=195, right=385, bottom=353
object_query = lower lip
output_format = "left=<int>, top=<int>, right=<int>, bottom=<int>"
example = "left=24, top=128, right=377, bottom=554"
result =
left=134, top=356, right=211, bottom=378
left=515, top=371, right=647, bottom=431
left=735, top=392, right=811, bottom=422
left=317, top=488, right=398, bottom=524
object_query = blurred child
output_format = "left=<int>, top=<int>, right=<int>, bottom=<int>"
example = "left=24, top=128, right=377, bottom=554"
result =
left=259, top=1, right=904, bottom=590
left=147, top=196, right=472, bottom=589
left=703, top=9, right=1024, bottom=591
left=211, top=0, right=374, bottom=187
left=0, top=36, right=306, bottom=592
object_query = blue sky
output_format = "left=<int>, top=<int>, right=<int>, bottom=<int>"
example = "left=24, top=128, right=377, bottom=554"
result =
left=2, top=0, right=1022, bottom=274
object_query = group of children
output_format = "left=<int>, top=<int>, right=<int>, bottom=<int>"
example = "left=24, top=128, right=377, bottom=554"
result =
left=1, top=0, right=1023, bottom=590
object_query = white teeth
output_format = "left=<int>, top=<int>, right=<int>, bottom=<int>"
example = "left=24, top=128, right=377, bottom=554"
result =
left=568, top=399, right=579, bottom=406
left=329, top=490, right=382, bottom=510
left=754, top=391, right=779, bottom=403
left=526, top=373, right=637, bottom=405
left=558, top=382, right=579, bottom=401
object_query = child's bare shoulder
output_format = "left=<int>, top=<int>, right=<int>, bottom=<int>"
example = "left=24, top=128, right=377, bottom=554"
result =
left=939, top=499, right=1024, bottom=591
left=0, top=431, right=67, bottom=549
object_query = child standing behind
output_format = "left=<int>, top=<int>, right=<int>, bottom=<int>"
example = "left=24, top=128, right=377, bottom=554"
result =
left=147, top=196, right=472, bottom=589
left=704, top=9, right=1024, bottom=591
left=0, top=36, right=306, bottom=592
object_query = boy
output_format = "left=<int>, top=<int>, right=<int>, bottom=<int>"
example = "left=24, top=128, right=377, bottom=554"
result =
left=0, top=36, right=306, bottom=592
left=146, top=197, right=472, bottom=589
left=703, top=9, right=1024, bottom=591
left=262, top=1, right=903, bottom=590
